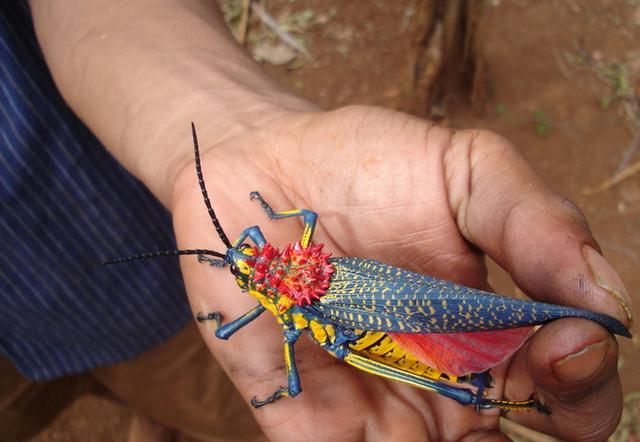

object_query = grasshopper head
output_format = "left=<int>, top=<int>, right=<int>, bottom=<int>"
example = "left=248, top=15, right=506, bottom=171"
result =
left=226, top=244, right=255, bottom=290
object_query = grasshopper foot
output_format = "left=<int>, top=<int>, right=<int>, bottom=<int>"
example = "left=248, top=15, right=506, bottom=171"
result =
left=250, top=387, right=287, bottom=408
left=471, top=370, right=494, bottom=389
left=198, top=255, right=226, bottom=267
left=249, top=191, right=278, bottom=219
left=196, top=311, right=222, bottom=326
left=469, top=370, right=495, bottom=398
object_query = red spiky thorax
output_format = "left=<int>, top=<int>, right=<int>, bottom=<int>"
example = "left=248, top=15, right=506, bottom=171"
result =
left=246, top=241, right=334, bottom=305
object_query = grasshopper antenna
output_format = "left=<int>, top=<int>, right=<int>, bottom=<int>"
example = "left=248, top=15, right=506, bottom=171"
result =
left=192, top=122, right=233, bottom=249
left=104, top=249, right=226, bottom=265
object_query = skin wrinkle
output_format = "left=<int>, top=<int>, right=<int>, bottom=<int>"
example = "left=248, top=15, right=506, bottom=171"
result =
left=553, top=196, right=592, bottom=234
left=469, top=134, right=515, bottom=176
left=362, top=384, right=398, bottom=440
left=469, top=150, right=522, bottom=258
left=549, top=391, right=621, bottom=442
left=363, top=221, right=454, bottom=249
left=361, top=234, right=486, bottom=281
left=495, top=197, right=533, bottom=276
left=436, top=126, right=456, bottom=217
left=581, top=396, right=622, bottom=442
left=353, top=106, right=376, bottom=149
left=284, top=115, right=320, bottom=191
left=387, top=389, right=438, bottom=442
left=358, top=378, right=386, bottom=440
left=376, top=392, right=434, bottom=442
left=461, top=130, right=480, bottom=228
left=410, top=249, right=485, bottom=283
left=226, top=363, right=258, bottom=379
left=261, top=139, right=301, bottom=202
left=442, top=129, right=474, bottom=243
left=335, top=199, right=440, bottom=212
left=411, top=245, right=475, bottom=265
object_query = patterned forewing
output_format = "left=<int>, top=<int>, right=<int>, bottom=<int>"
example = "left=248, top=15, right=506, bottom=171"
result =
left=314, top=257, right=610, bottom=334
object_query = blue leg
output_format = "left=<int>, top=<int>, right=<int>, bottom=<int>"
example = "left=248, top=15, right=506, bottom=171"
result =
left=200, top=226, right=268, bottom=268
left=344, top=353, right=547, bottom=413
left=250, top=329, right=302, bottom=408
left=232, top=225, right=267, bottom=248
left=249, top=192, right=318, bottom=247
left=468, top=370, right=494, bottom=398
left=197, top=305, right=266, bottom=340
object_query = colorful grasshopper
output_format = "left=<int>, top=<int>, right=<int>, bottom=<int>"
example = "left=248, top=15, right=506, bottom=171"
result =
left=107, top=123, right=630, bottom=413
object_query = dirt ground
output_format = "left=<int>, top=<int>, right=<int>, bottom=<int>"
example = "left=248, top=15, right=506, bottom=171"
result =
left=27, top=0, right=640, bottom=441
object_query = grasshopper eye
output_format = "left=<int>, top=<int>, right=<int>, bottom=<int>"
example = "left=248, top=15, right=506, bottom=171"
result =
left=230, top=264, right=240, bottom=276
left=238, top=243, right=254, bottom=255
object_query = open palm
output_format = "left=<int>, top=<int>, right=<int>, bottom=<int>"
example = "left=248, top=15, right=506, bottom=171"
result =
left=171, top=106, right=627, bottom=441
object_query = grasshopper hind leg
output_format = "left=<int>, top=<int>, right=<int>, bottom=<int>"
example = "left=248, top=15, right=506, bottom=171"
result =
left=249, top=191, right=318, bottom=248
left=344, top=352, right=549, bottom=414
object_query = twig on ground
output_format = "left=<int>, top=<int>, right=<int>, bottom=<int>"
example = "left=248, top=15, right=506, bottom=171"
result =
left=251, top=2, right=312, bottom=60
left=583, top=136, right=640, bottom=195
left=601, top=240, right=640, bottom=265
left=554, top=50, right=574, bottom=81
left=616, top=133, right=640, bottom=174
left=500, top=418, right=559, bottom=442
left=237, top=0, right=251, bottom=45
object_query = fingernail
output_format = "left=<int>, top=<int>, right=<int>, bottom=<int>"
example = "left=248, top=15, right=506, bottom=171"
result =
left=583, top=245, right=633, bottom=327
left=552, top=339, right=609, bottom=382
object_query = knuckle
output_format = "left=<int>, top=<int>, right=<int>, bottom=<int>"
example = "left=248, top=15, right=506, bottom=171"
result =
left=551, top=194, right=592, bottom=232
left=466, top=129, right=514, bottom=158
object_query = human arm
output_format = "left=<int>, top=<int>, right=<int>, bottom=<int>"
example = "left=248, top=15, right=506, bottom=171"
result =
left=29, top=0, right=314, bottom=207
left=30, top=0, right=631, bottom=440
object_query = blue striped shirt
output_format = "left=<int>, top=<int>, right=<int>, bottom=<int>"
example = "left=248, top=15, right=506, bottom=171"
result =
left=0, top=3, right=191, bottom=380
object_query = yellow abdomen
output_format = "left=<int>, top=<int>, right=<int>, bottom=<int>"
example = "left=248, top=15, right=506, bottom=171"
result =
left=349, top=331, right=458, bottom=383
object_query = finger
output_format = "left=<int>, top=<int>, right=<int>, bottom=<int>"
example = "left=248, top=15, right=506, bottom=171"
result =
left=504, top=319, right=622, bottom=441
left=445, top=129, right=632, bottom=328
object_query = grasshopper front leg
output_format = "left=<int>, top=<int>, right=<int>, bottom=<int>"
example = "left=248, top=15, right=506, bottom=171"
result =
left=250, top=192, right=318, bottom=248
left=251, top=329, right=303, bottom=408
left=197, top=304, right=266, bottom=340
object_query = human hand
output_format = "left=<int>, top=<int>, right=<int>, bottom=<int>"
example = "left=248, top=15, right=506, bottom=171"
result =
left=171, top=105, right=632, bottom=441
left=30, top=0, right=630, bottom=438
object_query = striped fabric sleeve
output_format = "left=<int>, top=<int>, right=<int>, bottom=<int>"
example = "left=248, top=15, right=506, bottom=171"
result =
left=0, top=2, right=192, bottom=380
